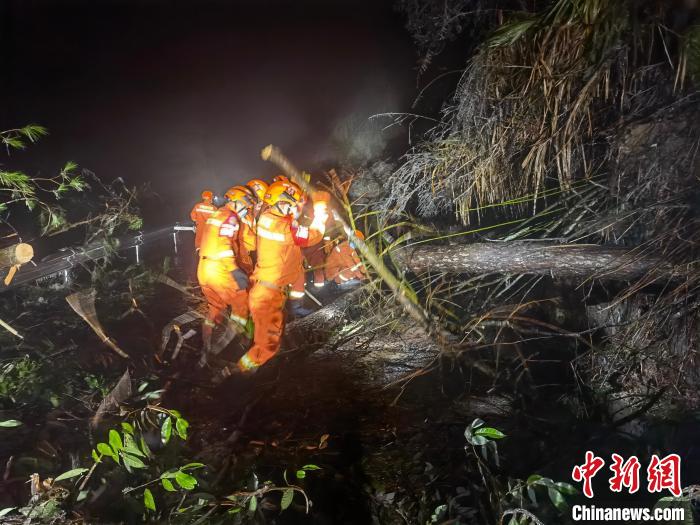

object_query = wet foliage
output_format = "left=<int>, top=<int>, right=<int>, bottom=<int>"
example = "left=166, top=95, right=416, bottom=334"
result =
left=2, top=2, right=700, bottom=524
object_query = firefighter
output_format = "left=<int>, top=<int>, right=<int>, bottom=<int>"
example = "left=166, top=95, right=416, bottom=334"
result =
left=324, top=230, right=368, bottom=287
left=227, top=180, right=329, bottom=374
left=197, top=187, right=255, bottom=364
left=304, top=236, right=332, bottom=289
left=190, top=190, right=217, bottom=251
left=288, top=194, right=335, bottom=316
left=225, top=185, right=258, bottom=275
left=246, top=179, right=268, bottom=203
left=245, top=178, right=269, bottom=225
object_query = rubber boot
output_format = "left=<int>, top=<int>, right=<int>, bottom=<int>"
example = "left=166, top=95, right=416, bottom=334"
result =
left=198, top=320, right=214, bottom=368
left=338, top=278, right=362, bottom=291
left=287, top=298, right=314, bottom=319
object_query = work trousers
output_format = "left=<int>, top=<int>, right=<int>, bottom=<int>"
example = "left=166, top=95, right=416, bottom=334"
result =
left=238, top=283, right=286, bottom=370
left=303, top=245, right=326, bottom=286
left=197, top=258, right=249, bottom=326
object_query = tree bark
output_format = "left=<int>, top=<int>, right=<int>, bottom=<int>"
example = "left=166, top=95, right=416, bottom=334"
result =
left=394, top=242, right=675, bottom=281
left=284, top=288, right=364, bottom=349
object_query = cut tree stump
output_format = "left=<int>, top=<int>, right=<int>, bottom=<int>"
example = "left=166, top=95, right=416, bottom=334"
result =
left=0, top=243, right=34, bottom=285
left=0, top=243, right=34, bottom=268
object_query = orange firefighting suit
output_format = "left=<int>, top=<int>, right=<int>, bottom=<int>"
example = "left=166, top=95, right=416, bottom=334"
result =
left=236, top=217, right=257, bottom=275
left=197, top=209, right=252, bottom=344
left=325, top=240, right=367, bottom=284
left=190, top=200, right=218, bottom=250
left=238, top=209, right=325, bottom=371
left=303, top=243, right=329, bottom=288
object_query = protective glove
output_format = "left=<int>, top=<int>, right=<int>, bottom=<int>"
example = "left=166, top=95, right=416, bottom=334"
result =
left=231, top=269, right=249, bottom=290
left=311, top=190, right=331, bottom=204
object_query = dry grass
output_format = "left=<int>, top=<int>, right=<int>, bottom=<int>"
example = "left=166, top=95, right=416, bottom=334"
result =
left=383, top=0, right=698, bottom=226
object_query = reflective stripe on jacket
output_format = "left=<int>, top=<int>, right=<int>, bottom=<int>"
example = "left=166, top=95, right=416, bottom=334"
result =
left=253, top=210, right=323, bottom=287
left=198, top=208, right=241, bottom=272
left=190, top=201, right=217, bottom=248
left=324, top=241, right=366, bottom=283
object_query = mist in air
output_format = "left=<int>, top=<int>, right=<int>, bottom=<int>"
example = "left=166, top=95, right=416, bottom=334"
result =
left=1, top=0, right=416, bottom=225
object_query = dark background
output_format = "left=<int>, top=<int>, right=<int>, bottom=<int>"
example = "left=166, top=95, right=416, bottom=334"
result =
left=1, top=0, right=417, bottom=226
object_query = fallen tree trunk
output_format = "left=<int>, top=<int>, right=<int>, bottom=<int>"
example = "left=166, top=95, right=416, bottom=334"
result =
left=284, top=288, right=365, bottom=349
left=394, top=241, right=679, bottom=281
left=280, top=288, right=441, bottom=389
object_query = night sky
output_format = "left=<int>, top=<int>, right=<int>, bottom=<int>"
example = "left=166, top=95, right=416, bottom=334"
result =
left=1, top=0, right=417, bottom=225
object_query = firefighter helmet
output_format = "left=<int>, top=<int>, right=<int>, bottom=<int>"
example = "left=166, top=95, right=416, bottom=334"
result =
left=224, top=186, right=255, bottom=212
left=246, top=179, right=268, bottom=201
left=201, top=190, right=213, bottom=202
left=264, top=180, right=304, bottom=208
left=272, top=174, right=289, bottom=183
left=225, top=185, right=254, bottom=202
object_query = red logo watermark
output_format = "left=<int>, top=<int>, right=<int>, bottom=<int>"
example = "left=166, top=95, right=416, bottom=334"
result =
left=572, top=452, right=681, bottom=498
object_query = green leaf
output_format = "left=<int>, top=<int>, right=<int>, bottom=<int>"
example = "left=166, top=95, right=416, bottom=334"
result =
left=2, top=137, right=25, bottom=149
left=61, top=161, right=78, bottom=175
left=97, top=442, right=118, bottom=463
left=548, top=486, right=567, bottom=512
left=175, top=471, right=197, bottom=490
left=139, top=436, right=152, bottom=458
left=301, top=464, right=321, bottom=471
left=248, top=496, right=257, bottom=512
left=467, top=435, right=489, bottom=446
left=280, top=489, right=294, bottom=511
left=295, top=470, right=306, bottom=479
left=19, top=124, right=48, bottom=142
left=123, top=434, right=145, bottom=458
left=175, top=418, right=189, bottom=440
left=54, top=468, right=89, bottom=482
left=168, top=409, right=182, bottom=418
left=487, top=16, right=537, bottom=47
left=473, top=427, right=506, bottom=440
left=555, top=482, right=578, bottom=495
left=161, top=478, right=176, bottom=492
left=526, top=474, right=542, bottom=484
left=121, top=422, right=135, bottom=434
left=527, top=486, right=537, bottom=505
left=91, top=449, right=101, bottom=463
left=122, top=452, right=146, bottom=469
left=180, top=462, right=205, bottom=471
left=109, top=429, right=123, bottom=452
left=143, top=488, right=156, bottom=512
left=160, top=470, right=179, bottom=479
left=0, top=420, right=22, bottom=428
left=537, top=477, right=554, bottom=488
left=68, top=176, right=85, bottom=191
left=161, top=417, right=173, bottom=445
left=0, top=508, right=16, bottom=517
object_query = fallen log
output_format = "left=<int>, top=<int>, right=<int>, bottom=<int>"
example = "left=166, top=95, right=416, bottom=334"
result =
left=0, top=243, right=34, bottom=285
left=283, top=288, right=365, bottom=350
left=394, top=241, right=679, bottom=281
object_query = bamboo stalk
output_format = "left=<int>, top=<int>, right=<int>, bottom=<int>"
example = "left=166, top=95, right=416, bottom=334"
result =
left=261, top=145, right=431, bottom=330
